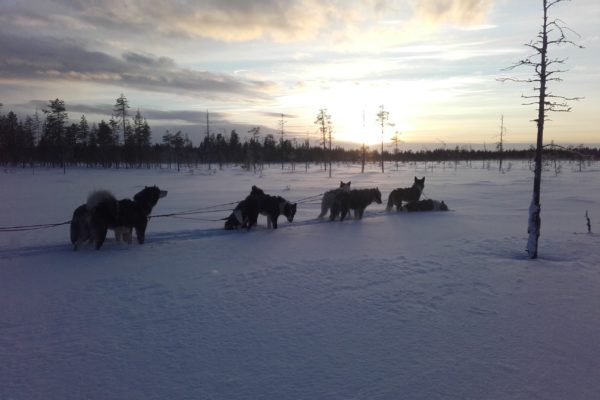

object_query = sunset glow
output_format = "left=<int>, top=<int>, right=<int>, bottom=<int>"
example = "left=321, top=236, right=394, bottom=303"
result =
left=1, top=0, right=598, bottom=147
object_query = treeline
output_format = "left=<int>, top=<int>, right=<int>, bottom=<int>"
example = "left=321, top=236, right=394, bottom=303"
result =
left=1, top=98, right=598, bottom=171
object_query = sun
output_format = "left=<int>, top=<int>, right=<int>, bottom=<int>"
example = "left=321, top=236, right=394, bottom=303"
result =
left=279, top=81, right=423, bottom=147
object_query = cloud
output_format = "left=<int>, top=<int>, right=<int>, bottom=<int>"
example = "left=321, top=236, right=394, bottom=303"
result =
left=411, top=0, right=495, bottom=26
left=0, top=0, right=397, bottom=43
left=260, top=112, right=300, bottom=119
left=0, top=34, right=276, bottom=101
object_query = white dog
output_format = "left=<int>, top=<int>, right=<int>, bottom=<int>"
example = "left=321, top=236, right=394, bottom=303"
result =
left=317, top=181, right=351, bottom=219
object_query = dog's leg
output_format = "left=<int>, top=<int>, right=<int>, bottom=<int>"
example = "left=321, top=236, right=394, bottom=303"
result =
left=272, top=215, right=278, bottom=229
left=386, top=196, right=394, bottom=211
left=135, top=220, right=148, bottom=244
left=71, top=222, right=81, bottom=251
left=94, top=225, right=108, bottom=250
left=318, top=200, right=328, bottom=219
left=247, top=213, right=258, bottom=230
left=234, top=209, right=244, bottom=225
left=125, top=228, right=133, bottom=244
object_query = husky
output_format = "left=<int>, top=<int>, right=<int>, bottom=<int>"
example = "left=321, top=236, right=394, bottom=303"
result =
left=224, top=186, right=265, bottom=230
left=256, top=195, right=297, bottom=229
left=70, top=190, right=118, bottom=251
left=111, top=186, right=168, bottom=246
left=386, top=177, right=425, bottom=211
left=70, top=186, right=167, bottom=250
left=330, top=188, right=382, bottom=221
left=403, top=199, right=448, bottom=212
left=224, top=186, right=297, bottom=230
left=317, top=181, right=351, bottom=219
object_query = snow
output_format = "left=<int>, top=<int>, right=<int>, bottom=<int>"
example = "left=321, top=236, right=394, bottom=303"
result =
left=1, top=161, right=600, bottom=400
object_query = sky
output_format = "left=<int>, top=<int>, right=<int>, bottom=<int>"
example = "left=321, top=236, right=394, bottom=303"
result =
left=0, top=0, right=598, bottom=148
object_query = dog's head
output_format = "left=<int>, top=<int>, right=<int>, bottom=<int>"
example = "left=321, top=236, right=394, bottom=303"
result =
left=339, top=181, right=351, bottom=192
left=440, top=201, right=448, bottom=211
left=283, top=202, right=297, bottom=222
left=373, top=188, right=382, bottom=204
left=134, top=186, right=168, bottom=207
left=250, top=185, right=265, bottom=196
left=413, top=176, right=425, bottom=190
left=224, top=213, right=240, bottom=230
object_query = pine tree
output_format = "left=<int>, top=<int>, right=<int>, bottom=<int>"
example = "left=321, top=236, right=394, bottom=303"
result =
left=42, top=99, right=68, bottom=170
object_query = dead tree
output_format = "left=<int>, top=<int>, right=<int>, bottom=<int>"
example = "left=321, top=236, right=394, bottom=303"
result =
left=497, top=115, right=506, bottom=172
left=279, top=113, right=286, bottom=170
left=376, top=105, right=389, bottom=173
left=499, top=0, right=583, bottom=259
left=391, top=131, right=401, bottom=171
left=361, top=110, right=367, bottom=173
left=327, top=122, right=333, bottom=178
left=315, top=109, right=331, bottom=173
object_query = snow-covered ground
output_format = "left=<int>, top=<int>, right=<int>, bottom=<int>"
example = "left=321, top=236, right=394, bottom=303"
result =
left=1, top=161, right=599, bottom=400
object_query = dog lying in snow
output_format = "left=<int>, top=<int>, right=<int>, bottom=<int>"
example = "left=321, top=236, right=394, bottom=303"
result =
left=402, top=199, right=448, bottom=212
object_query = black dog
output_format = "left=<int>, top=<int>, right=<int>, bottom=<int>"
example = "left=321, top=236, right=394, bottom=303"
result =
left=403, top=199, right=448, bottom=212
left=386, top=177, right=425, bottom=211
left=255, top=194, right=297, bottom=229
left=71, top=190, right=118, bottom=250
left=70, top=186, right=167, bottom=250
left=224, top=186, right=297, bottom=230
left=224, top=186, right=264, bottom=230
left=112, top=186, right=168, bottom=246
left=330, top=188, right=382, bottom=221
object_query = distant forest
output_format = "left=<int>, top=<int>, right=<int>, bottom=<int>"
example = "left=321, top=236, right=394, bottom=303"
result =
left=1, top=98, right=598, bottom=171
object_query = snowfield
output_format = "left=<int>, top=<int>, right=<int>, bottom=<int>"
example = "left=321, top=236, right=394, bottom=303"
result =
left=1, top=161, right=599, bottom=400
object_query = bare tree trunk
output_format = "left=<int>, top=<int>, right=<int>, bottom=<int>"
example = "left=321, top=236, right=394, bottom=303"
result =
left=361, top=144, right=366, bottom=173
left=527, top=2, right=549, bottom=259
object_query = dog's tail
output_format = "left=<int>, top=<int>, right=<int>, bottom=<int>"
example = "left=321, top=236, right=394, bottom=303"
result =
left=86, top=190, right=117, bottom=211
left=87, top=190, right=119, bottom=229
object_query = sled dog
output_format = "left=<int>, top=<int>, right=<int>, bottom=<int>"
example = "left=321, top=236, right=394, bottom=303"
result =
left=256, top=194, right=297, bottom=229
left=402, top=199, right=448, bottom=212
left=224, top=186, right=265, bottom=230
left=386, top=177, right=425, bottom=211
left=70, top=186, right=167, bottom=250
left=318, top=181, right=351, bottom=219
left=330, top=188, right=382, bottom=221
left=225, top=186, right=297, bottom=230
